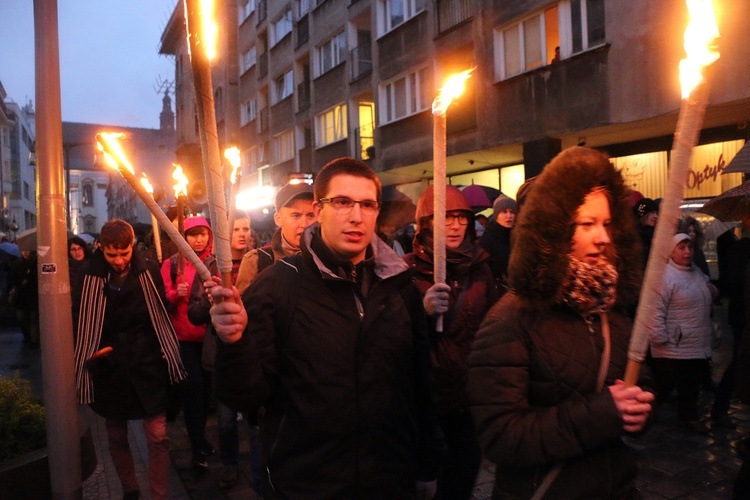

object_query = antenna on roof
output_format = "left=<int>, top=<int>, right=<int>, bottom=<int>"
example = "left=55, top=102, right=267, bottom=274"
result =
left=154, top=77, right=175, bottom=97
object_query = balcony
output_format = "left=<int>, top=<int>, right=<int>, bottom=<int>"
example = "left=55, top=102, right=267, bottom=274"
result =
left=257, top=0, right=267, bottom=24
left=350, top=45, right=372, bottom=82
left=437, top=0, right=472, bottom=33
left=259, top=52, right=268, bottom=79
left=354, top=127, right=374, bottom=160
left=258, top=107, right=269, bottom=133
left=297, top=82, right=310, bottom=112
left=296, top=15, right=309, bottom=48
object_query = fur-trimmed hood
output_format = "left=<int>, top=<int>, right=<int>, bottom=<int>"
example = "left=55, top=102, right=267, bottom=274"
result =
left=508, top=147, right=642, bottom=310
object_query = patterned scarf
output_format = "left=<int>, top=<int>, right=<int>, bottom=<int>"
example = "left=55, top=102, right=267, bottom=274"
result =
left=561, top=257, right=618, bottom=323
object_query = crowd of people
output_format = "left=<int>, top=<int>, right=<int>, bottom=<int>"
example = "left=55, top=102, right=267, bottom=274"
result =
left=4, top=148, right=750, bottom=499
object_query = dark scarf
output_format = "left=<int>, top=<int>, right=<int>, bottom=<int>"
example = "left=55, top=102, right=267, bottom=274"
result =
left=561, top=256, right=618, bottom=324
left=414, top=228, right=477, bottom=277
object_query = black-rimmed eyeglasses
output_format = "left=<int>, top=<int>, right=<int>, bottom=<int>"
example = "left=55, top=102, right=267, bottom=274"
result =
left=318, top=197, right=382, bottom=215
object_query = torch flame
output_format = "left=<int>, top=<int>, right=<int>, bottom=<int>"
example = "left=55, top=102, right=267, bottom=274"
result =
left=224, top=146, right=241, bottom=184
left=679, top=0, right=720, bottom=99
left=200, top=0, right=217, bottom=61
left=140, top=174, right=154, bottom=194
left=96, top=132, right=134, bottom=174
left=172, top=164, right=189, bottom=199
left=432, top=68, right=475, bottom=116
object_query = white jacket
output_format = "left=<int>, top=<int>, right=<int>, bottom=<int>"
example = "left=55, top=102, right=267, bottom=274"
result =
left=647, top=259, right=715, bottom=359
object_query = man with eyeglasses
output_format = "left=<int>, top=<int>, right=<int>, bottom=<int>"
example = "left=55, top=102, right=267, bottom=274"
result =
left=207, top=157, right=444, bottom=499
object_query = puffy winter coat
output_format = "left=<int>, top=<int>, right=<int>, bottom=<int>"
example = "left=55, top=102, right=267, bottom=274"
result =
left=215, top=223, right=444, bottom=498
left=468, top=147, right=645, bottom=499
left=647, top=260, right=715, bottom=360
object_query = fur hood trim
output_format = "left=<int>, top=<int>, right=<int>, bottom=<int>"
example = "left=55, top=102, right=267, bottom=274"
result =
left=508, top=147, right=642, bottom=309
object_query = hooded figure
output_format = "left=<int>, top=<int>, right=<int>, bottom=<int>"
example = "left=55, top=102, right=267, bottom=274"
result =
left=468, top=147, right=652, bottom=499
left=404, top=184, right=497, bottom=500
left=478, top=195, right=518, bottom=293
left=160, top=215, right=215, bottom=471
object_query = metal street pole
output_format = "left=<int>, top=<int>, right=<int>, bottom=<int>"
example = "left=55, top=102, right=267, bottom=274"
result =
left=34, top=1, right=81, bottom=498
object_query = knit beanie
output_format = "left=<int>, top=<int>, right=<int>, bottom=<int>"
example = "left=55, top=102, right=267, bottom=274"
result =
left=492, top=195, right=518, bottom=220
left=672, top=233, right=691, bottom=252
left=633, top=198, right=658, bottom=218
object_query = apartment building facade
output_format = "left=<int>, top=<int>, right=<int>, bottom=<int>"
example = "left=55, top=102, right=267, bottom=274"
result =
left=0, top=86, right=37, bottom=237
left=163, top=0, right=750, bottom=213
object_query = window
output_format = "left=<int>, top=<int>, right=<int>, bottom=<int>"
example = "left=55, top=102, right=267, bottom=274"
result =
left=82, top=181, right=94, bottom=207
left=377, top=0, right=423, bottom=36
left=315, top=32, right=346, bottom=77
left=273, top=70, right=294, bottom=104
left=297, top=0, right=310, bottom=18
left=23, top=181, right=30, bottom=201
left=241, top=98, right=257, bottom=125
left=437, top=0, right=472, bottom=33
left=315, top=104, right=348, bottom=147
left=273, top=129, right=295, bottom=164
left=241, top=46, right=257, bottom=74
left=240, top=0, right=256, bottom=23
left=494, top=0, right=604, bottom=81
left=379, top=67, right=430, bottom=124
left=570, top=0, right=605, bottom=54
left=249, top=143, right=269, bottom=169
left=270, top=9, right=293, bottom=47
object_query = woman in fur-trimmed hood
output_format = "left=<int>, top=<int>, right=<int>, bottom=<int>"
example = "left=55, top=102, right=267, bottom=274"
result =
left=509, top=146, right=642, bottom=309
left=468, top=147, right=654, bottom=499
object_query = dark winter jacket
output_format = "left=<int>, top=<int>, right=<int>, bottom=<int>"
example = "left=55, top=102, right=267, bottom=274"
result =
left=477, top=219, right=512, bottom=294
left=215, top=223, right=444, bottom=498
left=404, top=237, right=497, bottom=414
left=468, top=147, right=645, bottom=499
left=727, top=238, right=750, bottom=329
left=72, top=250, right=183, bottom=420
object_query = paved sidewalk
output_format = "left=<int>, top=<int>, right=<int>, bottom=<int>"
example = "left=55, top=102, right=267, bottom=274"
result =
left=2, top=299, right=749, bottom=499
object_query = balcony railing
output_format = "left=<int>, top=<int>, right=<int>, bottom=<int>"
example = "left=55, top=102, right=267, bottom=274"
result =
left=437, top=0, right=472, bottom=33
left=259, top=52, right=268, bottom=79
left=296, top=14, right=309, bottom=48
left=257, top=0, right=267, bottom=24
left=350, top=45, right=372, bottom=81
left=297, top=82, right=310, bottom=112
left=258, top=107, right=269, bottom=133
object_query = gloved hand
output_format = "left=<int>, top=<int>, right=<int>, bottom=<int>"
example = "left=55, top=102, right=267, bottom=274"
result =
left=423, top=283, right=451, bottom=316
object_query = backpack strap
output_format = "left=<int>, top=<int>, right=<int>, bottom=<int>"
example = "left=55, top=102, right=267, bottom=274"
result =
left=257, top=246, right=275, bottom=274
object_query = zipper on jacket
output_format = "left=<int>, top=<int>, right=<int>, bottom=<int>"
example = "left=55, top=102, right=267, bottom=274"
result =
left=350, top=267, right=365, bottom=319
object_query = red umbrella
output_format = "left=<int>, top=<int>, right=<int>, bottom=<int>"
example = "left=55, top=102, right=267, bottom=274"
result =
left=459, top=184, right=501, bottom=211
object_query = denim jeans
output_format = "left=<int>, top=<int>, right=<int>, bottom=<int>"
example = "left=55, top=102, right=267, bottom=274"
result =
left=106, top=414, right=169, bottom=500
left=179, top=341, right=212, bottom=459
left=217, top=401, right=263, bottom=490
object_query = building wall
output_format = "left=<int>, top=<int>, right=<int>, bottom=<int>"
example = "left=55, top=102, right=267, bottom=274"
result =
left=165, top=0, right=750, bottom=213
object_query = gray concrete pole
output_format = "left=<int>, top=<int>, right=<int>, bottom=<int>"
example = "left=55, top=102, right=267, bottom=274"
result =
left=34, top=1, right=82, bottom=498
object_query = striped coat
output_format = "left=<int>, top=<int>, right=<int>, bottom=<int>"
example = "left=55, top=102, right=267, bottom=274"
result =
left=73, top=250, right=185, bottom=419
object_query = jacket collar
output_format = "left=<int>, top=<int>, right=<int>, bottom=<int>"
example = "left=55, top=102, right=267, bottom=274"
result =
left=87, top=247, right=149, bottom=278
left=301, top=222, right=408, bottom=281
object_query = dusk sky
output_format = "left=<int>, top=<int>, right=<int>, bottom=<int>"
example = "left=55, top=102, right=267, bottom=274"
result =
left=0, top=0, right=178, bottom=130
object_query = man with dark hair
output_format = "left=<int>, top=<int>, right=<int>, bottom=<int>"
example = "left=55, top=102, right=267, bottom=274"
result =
left=207, top=157, right=443, bottom=498
left=73, top=219, right=186, bottom=500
